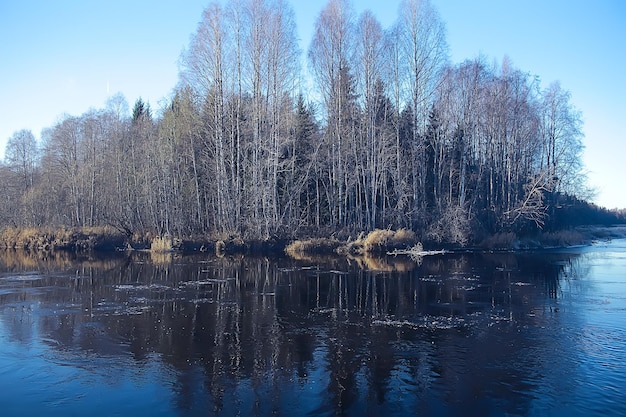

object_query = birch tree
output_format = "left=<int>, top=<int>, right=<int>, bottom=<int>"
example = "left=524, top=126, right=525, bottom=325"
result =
left=540, top=81, right=584, bottom=196
left=354, top=10, right=395, bottom=229
left=397, top=0, right=448, bottom=223
left=182, top=2, right=234, bottom=234
left=2, top=130, right=39, bottom=225
left=308, top=0, right=356, bottom=227
left=5, top=129, right=38, bottom=192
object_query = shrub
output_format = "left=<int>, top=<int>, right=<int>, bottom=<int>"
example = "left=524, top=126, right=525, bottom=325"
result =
left=426, top=206, right=471, bottom=246
left=480, top=232, right=517, bottom=249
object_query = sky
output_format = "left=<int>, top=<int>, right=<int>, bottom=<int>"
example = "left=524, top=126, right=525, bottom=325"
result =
left=1, top=0, right=624, bottom=208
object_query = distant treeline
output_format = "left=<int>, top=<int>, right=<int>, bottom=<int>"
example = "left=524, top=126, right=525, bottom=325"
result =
left=0, top=0, right=622, bottom=246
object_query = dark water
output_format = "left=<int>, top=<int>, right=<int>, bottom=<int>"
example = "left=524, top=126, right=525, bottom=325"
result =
left=0, top=241, right=625, bottom=417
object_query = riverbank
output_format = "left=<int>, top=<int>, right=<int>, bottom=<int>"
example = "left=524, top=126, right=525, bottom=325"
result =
left=0, top=226, right=126, bottom=251
left=1, top=225, right=625, bottom=256
left=0, top=226, right=287, bottom=255
left=478, top=225, right=626, bottom=251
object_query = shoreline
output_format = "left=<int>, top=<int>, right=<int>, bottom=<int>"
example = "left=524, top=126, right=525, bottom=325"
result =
left=1, top=225, right=625, bottom=257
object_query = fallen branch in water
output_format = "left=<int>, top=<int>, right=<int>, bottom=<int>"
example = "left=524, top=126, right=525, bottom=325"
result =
left=387, top=248, right=448, bottom=257
left=387, top=243, right=448, bottom=261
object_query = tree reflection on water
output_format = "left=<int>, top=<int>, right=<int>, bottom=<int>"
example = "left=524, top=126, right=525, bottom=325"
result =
left=0, top=249, right=584, bottom=416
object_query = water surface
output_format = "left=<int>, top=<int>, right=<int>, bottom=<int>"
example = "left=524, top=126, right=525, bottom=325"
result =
left=0, top=241, right=625, bottom=416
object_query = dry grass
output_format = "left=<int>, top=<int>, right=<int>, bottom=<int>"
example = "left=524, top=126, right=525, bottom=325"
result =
left=215, top=240, right=226, bottom=256
left=0, top=226, right=67, bottom=250
left=362, top=229, right=417, bottom=254
left=0, top=227, right=46, bottom=249
left=0, top=226, right=126, bottom=251
left=285, top=237, right=343, bottom=257
left=285, top=229, right=417, bottom=258
left=150, top=235, right=173, bottom=252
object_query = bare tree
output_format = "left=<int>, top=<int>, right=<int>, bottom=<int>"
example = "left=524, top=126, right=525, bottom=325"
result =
left=182, top=2, right=234, bottom=234
left=308, top=0, right=356, bottom=227
left=354, top=10, right=392, bottom=229
left=2, top=130, right=40, bottom=226
left=397, top=0, right=448, bottom=223
left=265, top=0, right=300, bottom=234
left=5, top=129, right=39, bottom=191
left=540, top=81, right=584, bottom=196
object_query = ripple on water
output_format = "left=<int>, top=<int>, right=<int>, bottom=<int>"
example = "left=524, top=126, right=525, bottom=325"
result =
left=0, top=274, right=43, bottom=282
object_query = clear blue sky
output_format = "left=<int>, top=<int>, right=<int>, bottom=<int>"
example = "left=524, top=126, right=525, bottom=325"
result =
left=1, top=1, right=624, bottom=208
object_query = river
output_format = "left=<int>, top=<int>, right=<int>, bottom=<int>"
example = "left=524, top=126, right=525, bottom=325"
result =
left=0, top=239, right=625, bottom=416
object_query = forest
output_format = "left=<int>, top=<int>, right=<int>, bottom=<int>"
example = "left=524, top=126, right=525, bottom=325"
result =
left=0, top=0, right=621, bottom=249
